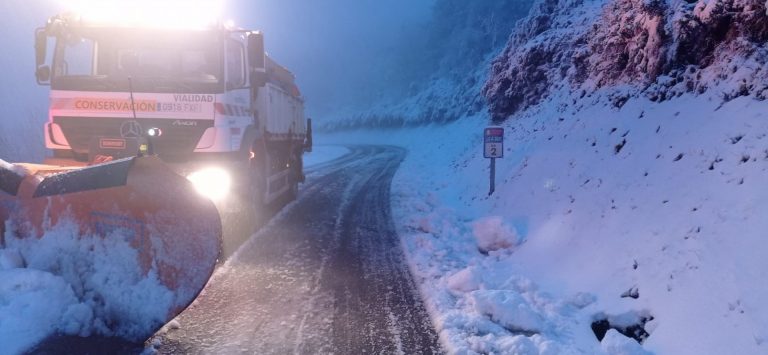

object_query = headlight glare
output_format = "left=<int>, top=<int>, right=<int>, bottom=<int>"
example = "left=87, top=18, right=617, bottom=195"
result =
left=187, top=167, right=231, bottom=201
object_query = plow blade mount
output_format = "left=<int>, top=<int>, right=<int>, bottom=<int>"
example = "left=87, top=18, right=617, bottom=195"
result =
left=0, top=156, right=222, bottom=340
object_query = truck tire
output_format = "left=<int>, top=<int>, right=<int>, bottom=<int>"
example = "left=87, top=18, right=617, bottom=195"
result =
left=287, top=152, right=302, bottom=200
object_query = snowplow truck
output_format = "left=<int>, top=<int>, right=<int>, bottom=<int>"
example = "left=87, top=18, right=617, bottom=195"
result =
left=34, top=14, right=311, bottom=207
left=0, top=14, right=310, bottom=340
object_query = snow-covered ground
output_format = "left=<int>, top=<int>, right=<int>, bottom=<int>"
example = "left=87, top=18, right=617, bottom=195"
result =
left=321, top=87, right=768, bottom=354
left=319, top=0, right=768, bottom=351
left=8, top=85, right=766, bottom=354
left=4, top=96, right=766, bottom=354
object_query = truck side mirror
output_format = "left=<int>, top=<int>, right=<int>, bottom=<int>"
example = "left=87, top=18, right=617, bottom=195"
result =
left=304, top=118, right=313, bottom=152
left=35, top=28, right=51, bottom=85
left=36, top=66, right=51, bottom=83
left=248, top=32, right=267, bottom=88
left=35, top=28, right=47, bottom=67
left=248, top=32, right=265, bottom=70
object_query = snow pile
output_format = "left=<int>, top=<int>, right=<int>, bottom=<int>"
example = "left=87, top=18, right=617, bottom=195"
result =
left=470, top=290, right=546, bottom=334
left=0, top=219, right=177, bottom=354
left=0, top=268, right=81, bottom=355
left=472, top=216, right=521, bottom=254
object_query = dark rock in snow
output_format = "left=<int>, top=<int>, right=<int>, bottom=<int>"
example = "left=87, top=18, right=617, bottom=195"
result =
left=591, top=312, right=654, bottom=344
left=621, top=287, right=640, bottom=299
left=614, top=139, right=627, bottom=154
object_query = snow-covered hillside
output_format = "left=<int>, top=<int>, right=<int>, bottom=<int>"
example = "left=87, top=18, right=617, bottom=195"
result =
left=378, top=89, right=768, bottom=354
left=323, top=88, right=768, bottom=355
left=328, top=0, right=768, bottom=353
left=484, top=0, right=768, bottom=121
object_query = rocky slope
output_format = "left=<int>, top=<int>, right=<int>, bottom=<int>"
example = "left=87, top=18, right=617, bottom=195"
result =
left=484, top=0, right=768, bottom=121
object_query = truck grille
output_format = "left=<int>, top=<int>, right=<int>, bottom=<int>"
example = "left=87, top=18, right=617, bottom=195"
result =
left=53, top=116, right=213, bottom=160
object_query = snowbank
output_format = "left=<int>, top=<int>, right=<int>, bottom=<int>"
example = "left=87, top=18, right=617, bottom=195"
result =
left=0, top=219, right=177, bottom=354
left=0, top=268, right=79, bottom=355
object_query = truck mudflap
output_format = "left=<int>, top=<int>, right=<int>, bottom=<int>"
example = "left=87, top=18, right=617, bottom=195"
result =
left=0, top=156, right=221, bottom=341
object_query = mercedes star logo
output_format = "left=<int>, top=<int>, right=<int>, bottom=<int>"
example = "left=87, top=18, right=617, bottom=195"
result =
left=120, top=120, right=143, bottom=138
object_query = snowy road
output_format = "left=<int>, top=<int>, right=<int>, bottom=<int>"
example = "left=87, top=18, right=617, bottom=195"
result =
left=154, top=145, right=441, bottom=354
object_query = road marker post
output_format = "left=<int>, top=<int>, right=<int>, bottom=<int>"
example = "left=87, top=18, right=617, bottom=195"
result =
left=484, top=127, right=504, bottom=196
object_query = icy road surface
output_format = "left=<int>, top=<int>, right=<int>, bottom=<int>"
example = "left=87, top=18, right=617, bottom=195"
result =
left=155, top=145, right=441, bottom=354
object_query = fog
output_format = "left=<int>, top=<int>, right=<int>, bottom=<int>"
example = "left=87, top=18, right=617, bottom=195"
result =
left=0, top=1, right=435, bottom=162
left=0, top=0, right=61, bottom=161
left=232, top=0, right=434, bottom=120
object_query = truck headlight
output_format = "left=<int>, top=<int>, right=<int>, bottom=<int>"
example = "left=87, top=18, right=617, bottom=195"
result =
left=187, top=167, right=231, bottom=201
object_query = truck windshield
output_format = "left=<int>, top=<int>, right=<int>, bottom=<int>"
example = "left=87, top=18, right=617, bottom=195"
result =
left=52, top=28, right=223, bottom=93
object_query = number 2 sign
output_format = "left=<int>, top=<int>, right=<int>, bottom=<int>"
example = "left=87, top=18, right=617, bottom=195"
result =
left=484, top=127, right=504, bottom=159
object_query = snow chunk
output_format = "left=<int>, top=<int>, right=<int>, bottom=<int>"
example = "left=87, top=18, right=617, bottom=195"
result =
left=601, top=329, right=653, bottom=355
left=470, top=290, right=544, bottom=333
left=472, top=216, right=520, bottom=253
left=469, top=334, right=540, bottom=355
left=446, top=266, right=482, bottom=293
left=2, top=219, right=176, bottom=349
left=497, top=335, right=539, bottom=354
left=569, top=292, right=597, bottom=309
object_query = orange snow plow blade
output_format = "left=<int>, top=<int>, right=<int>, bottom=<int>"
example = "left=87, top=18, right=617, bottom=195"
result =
left=0, top=156, right=221, bottom=340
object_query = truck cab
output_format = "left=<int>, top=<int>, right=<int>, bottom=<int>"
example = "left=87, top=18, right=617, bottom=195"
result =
left=35, top=14, right=310, bottom=206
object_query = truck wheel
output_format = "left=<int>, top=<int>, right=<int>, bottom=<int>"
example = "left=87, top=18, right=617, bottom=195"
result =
left=287, top=172, right=298, bottom=201
left=287, top=153, right=301, bottom=200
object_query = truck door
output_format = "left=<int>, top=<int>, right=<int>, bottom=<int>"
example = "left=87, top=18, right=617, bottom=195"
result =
left=222, top=34, right=251, bottom=152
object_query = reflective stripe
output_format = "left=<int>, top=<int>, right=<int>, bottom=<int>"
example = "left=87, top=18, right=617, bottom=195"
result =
left=214, top=103, right=250, bottom=117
